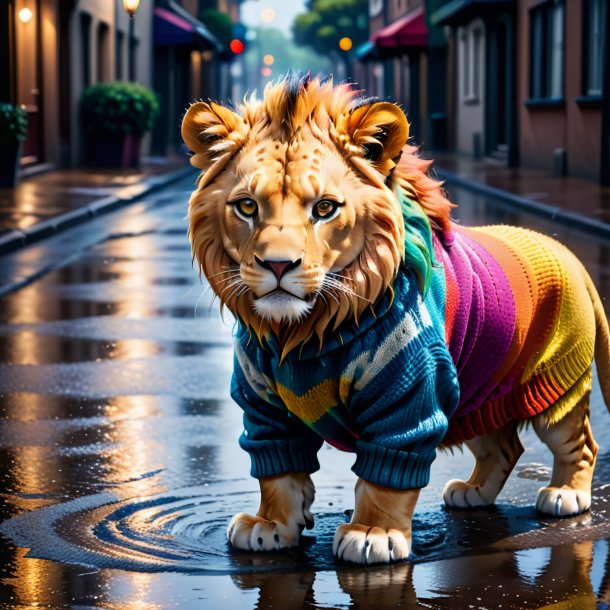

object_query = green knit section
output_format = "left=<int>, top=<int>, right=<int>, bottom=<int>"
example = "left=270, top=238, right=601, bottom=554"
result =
left=396, top=186, right=436, bottom=295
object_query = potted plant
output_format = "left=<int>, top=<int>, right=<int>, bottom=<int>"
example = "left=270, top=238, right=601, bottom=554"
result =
left=80, top=81, right=160, bottom=168
left=0, top=103, right=28, bottom=188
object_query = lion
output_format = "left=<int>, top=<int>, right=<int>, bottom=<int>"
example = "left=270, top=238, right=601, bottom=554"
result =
left=181, top=74, right=610, bottom=565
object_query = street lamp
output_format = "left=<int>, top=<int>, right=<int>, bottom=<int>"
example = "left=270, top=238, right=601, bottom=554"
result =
left=122, top=0, right=141, bottom=17
left=122, top=0, right=141, bottom=81
left=18, top=7, right=33, bottom=23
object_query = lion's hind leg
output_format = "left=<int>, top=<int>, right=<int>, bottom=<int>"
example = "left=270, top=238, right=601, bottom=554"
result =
left=443, top=420, right=524, bottom=508
left=533, top=392, right=598, bottom=517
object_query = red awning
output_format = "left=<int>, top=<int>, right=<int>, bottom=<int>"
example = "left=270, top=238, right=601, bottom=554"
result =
left=372, top=7, right=428, bottom=48
left=153, top=6, right=219, bottom=50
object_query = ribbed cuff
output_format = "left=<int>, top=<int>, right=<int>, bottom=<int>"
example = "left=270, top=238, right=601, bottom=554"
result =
left=239, top=435, right=321, bottom=479
left=352, top=440, right=436, bottom=489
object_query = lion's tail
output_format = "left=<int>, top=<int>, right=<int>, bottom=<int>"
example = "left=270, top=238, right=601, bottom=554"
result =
left=584, top=270, right=610, bottom=411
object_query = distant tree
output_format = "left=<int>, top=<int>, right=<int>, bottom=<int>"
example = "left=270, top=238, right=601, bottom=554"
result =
left=292, top=0, right=368, bottom=77
left=198, top=8, right=234, bottom=55
left=243, top=27, right=333, bottom=92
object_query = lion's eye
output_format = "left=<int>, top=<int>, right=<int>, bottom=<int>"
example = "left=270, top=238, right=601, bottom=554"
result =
left=233, top=198, right=258, bottom=220
left=312, top=200, right=339, bottom=221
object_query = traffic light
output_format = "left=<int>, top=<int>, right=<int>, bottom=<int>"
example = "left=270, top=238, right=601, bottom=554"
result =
left=230, top=39, right=245, bottom=54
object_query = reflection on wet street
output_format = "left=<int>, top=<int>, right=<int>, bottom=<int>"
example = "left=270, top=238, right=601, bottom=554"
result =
left=1, top=175, right=610, bottom=608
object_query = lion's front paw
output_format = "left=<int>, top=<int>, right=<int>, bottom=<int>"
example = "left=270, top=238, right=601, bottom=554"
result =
left=227, top=512, right=302, bottom=551
left=535, top=487, right=591, bottom=517
left=332, top=524, right=410, bottom=564
left=442, top=479, right=494, bottom=508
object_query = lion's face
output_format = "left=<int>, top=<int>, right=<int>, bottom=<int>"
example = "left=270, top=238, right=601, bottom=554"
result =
left=182, top=76, right=412, bottom=353
left=218, top=124, right=383, bottom=323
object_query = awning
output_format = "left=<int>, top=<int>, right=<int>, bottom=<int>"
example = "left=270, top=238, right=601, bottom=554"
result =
left=431, top=0, right=514, bottom=26
left=372, top=7, right=428, bottom=48
left=153, top=5, right=220, bottom=50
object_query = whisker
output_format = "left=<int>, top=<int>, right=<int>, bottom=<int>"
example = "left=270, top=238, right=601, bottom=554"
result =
left=206, top=268, right=241, bottom=279
left=328, top=272, right=355, bottom=283
left=214, top=273, right=243, bottom=287
left=315, top=290, right=329, bottom=307
left=218, top=278, right=244, bottom=298
left=323, top=277, right=373, bottom=303
left=320, top=285, right=340, bottom=305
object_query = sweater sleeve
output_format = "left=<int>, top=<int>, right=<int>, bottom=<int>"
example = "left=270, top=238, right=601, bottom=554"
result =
left=345, top=311, right=460, bottom=490
left=231, top=349, right=324, bottom=479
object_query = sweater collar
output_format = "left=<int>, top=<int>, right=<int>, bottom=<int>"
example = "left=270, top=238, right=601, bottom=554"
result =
left=238, top=267, right=413, bottom=361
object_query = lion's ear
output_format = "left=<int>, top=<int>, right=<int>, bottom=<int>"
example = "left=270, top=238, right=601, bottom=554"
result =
left=347, top=102, right=409, bottom=174
left=181, top=101, right=248, bottom=169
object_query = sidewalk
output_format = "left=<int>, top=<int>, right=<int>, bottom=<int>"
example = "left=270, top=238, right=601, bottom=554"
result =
left=433, top=153, right=610, bottom=240
left=0, top=157, right=194, bottom=255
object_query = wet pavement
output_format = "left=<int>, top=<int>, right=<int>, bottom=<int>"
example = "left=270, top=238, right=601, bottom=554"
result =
left=0, top=174, right=610, bottom=608
left=0, top=158, right=190, bottom=255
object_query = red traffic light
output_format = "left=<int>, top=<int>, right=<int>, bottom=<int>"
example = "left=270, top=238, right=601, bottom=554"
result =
left=230, top=39, right=245, bottom=54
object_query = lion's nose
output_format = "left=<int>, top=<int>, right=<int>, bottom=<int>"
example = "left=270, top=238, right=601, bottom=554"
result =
left=255, top=256, right=302, bottom=280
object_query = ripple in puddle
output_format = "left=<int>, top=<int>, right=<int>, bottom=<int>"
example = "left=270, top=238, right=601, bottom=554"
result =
left=2, top=480, right=608, bottom=575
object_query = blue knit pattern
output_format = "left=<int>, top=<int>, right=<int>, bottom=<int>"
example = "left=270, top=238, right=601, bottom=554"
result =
left=231, top=264, right=460, bottom=490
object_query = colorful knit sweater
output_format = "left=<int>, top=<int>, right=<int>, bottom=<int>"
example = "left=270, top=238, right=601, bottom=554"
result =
left=231, top=224, right=596, bottom=490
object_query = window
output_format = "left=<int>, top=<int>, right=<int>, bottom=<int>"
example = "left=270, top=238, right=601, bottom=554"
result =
left=584, top=0, right=607, bottom=96
left=116, top=31, right=124, bottom=80
left=97, top=23, right=110, bottom=82
left=460, top=25, right=482, bottom=103
left=80, top=13, right=92, bottom=87
left=529, top=0, right=564, bottom=100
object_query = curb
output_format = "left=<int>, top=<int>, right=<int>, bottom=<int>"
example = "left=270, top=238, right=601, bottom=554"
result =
left=0, top=165, right=195, bottom=256
left=437, top=168, right=610, bottom=241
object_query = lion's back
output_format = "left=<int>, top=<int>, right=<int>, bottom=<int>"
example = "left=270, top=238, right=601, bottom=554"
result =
left=440, top=224, right=595, bottom=443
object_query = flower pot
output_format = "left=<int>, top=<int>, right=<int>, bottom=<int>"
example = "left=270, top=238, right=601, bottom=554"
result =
left=87, top=133, right=141, bottom=169
left=122, top=133, right=141, bottom=169
left=0, top=141, right=21, bottom=188
left=89, top=134, right=124, bottom=168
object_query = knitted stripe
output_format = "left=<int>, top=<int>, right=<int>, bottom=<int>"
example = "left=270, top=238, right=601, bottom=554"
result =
left=352, top=441, right=437, bottom=489
left=457, top=227, right=535, bottom=392
left=449, top=231, right=516, bottom=414
left=445, top=339, right=595, bottom=442
left=239, top=436, right=321, bottom=478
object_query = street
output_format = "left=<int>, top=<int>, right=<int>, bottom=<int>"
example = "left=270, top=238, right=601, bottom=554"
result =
left=0, top=173, right=610, bottom=609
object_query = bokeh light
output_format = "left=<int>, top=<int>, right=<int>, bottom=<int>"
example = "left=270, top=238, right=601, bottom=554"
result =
left=230, top=39, right=245, bottom=54
left=261, top=67, right=272, bottom=77
left=18, top=7, right=33, bottom=23
left=339, top=37, right=353, bottom=51
left=263, top=54, right=274, bottom=66
left=260, top=8, right=276, bottom=23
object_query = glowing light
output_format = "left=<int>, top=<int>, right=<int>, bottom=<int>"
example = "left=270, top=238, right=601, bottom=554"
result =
left=260, top=8, right=276, bottom=23
left=230, top=39, right=245, bottom=54
left=339, top=37, right=353, bottom=51
left=261, top=67, right=272, bottom=77
left=122, top=0, right=141, bottom=15
left=263, top=54, right=274, bottom=66
left=18, top=7, right=33, bottom=23
left=245, top=29, right=257, bottom=41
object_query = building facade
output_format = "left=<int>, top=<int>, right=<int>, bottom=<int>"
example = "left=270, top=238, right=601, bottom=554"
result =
left=358, top=0, right=609, bottom=184
left=1, top=0, right=155, bottom=170
left=518, top=0, right=608, bottom=181
left=1, top=0, right=236, bottom=171
left=358, top=0, right=431, bottom=144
